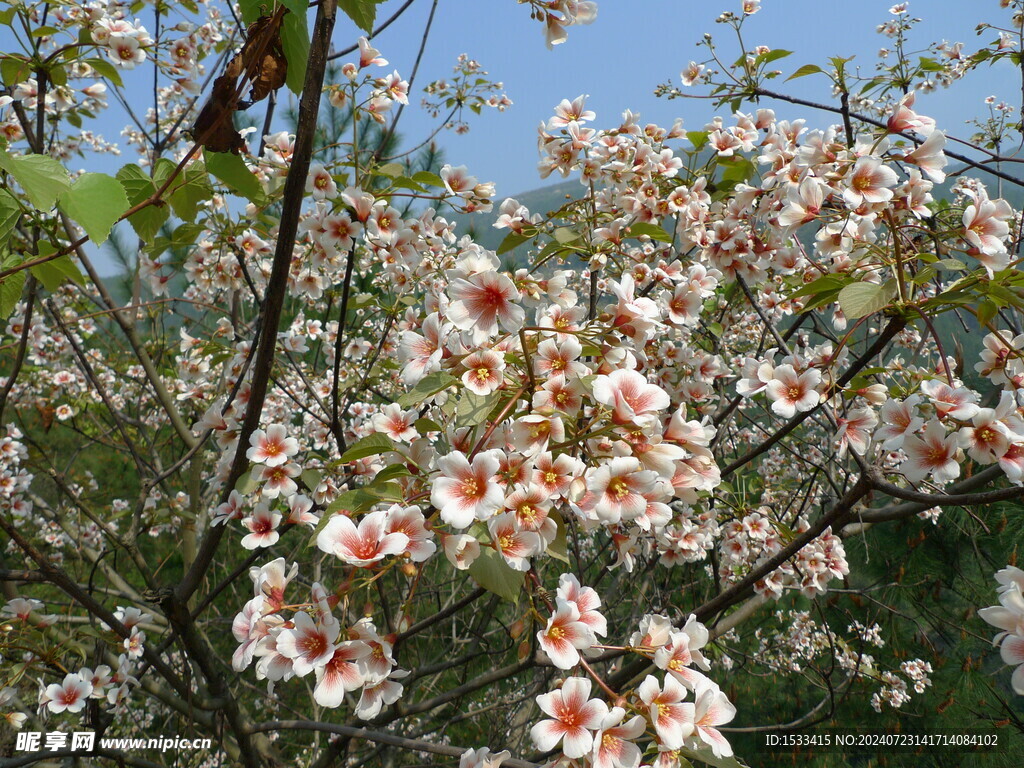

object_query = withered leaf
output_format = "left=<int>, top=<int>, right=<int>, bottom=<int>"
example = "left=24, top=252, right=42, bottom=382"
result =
left=190, top=74, right=245, bottom=154
left=239, top=11, right=289, bottom=104
left=188, top=6, right=289, bottom=154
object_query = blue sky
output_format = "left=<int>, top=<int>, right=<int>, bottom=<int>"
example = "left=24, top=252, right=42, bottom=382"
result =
left=363, top=0, right=1021, bottom=195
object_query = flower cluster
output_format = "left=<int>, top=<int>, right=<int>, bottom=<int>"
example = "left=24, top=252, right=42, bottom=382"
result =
left=979, top=565, right=1024, bottom=695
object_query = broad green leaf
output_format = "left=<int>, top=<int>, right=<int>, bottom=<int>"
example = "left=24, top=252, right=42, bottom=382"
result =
left=162, top=160, right=213, bottom=222
left=414, top=417, right=442, bottom=434
left=376, top=162, right=405, bottom=178
left=757, top=48, right=793, bottom=65
left=280, top=10, right=309, bottom=95
left=397, top=371, right=457, bottom=407
left=340, top=433, right=396, bottom=463
left=546, top=510, right=569, bottom=564
left=687, top=130, right=710, bottom=150
left=0, top=151, right=70, bottom=211
left=719, top=156, right=755, bottom=186
left=790, top=274, right=848, bottom=299
left=626, top=221, right=673, bottom=243
left=0, top=253, right=25, bottom=320
left=497, top=230, right=532, bottom=256
left=205, top=151, right=265, bottom=204
left=456, top=389, right=502, bottom=428
left=411, top=170, right=444, bottom=188
left=837, top=281, right=895, bottom=319
left=553, top=226, right=580, bottom=244
left=374, top=464, right=412, bottom=483
left=0, top=188, right=21, bottom=248
left=0, top=57, right=31, bottom=87
left=116, top=164, right=167, bottom=243
left=339, top=0, right=387, bottom=33
left=467, top=546, right=524, bottom=603
left=84, top=57, right=124, bottom=87
left=787, top=63, right=824, bottom=81
left=29, top=242, right=84, bottom=291
left=58, top=172, right=130, bottom=245
left=678, top=744, right=750, bottom=768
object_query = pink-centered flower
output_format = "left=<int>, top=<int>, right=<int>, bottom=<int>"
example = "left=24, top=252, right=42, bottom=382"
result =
left=538, top=600, right=597, bottom=670
left=690, top=680, right=737, bottom=758
left=592, top=369, right=671, bottom=428
left=314, top=640, right=371, bottom=708
left=764, top=364, right=821, bottom=418
left=275, top=610, right=339, bottom=677
left=638, top=674, right=694, bottom=750
left=579, top=457, right=660, bottom=525
left=489, top=512, right=541, bottom=571
left=842, top=156, right=898, bottom=208
left=462, top=350, right=506, bottom=395
left=447, top=271, right=525, bottom=344
left=43, top=674, right=93, bottom=714
left=431, top=450, right=505, bottom=528
left=247, top=424, right=299, bottom=467
left=316, top=510, right=410, bottom=567
left=901, top=420, right=961, bottom=484
left=530, top=677, right=609, bottom=758
left=592, top=706, right=646, bottom=768
left=557, top=573, right=607, bottom=638
left=875, top=396, right=925, bottom=450
left=371, top=404, right=419, bottom=442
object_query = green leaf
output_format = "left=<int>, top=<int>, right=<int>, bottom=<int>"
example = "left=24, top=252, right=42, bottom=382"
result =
left=82, top=57, right=124, bottom=87
left=977, top=297, right=999, bottom=326
left=687, top=130, right=709, bottom=150
left=786, top=63, right=824, bottom=81
left=837, top=281, right=895, bottom=319
left=626, top=221, right=673, bottom=243
left=374, top=464, right=412, bottom=483
left=29, top=242, right=85, bottom=291
left=414, top=417, right=442, bottom=434
left=546, top=510, right=569, bottom=564
left=552, top=226, right=580, bottom=244
left=678, top=745, right=750, bottom=768
left=0, top=253, right=25, bottom=320
left=456, top=389, right=502, bottom=428
left=163, top=160, right=213, bottom=222
left=338, top=0, right=386, bottom=32
left=376, top=162, right=405, bottom=178
left=116, top=164, right=168, bottom=243
left=397, top=371, right=457, bottom=407
left=411, top=170, right=444, bottom=188
left=0, top=57, right=31, bottom=87
left=58, top=172, right=130, bottom=245
left=497, top=230, right=533, bottom=255
left=280, top=9, right=309, bottom=95
left=790, top=274, right=848, bottom=299
left=467, top=546, right=524, bottom=603
left=340, top=433, right=396, bottom=463
left=0, top=151, right=70, bottom=211
left=0, top=188, right=21, bottom=248
left=757, top=48, right=793, bottom=65
left=205, top=151, right=265, bottom=204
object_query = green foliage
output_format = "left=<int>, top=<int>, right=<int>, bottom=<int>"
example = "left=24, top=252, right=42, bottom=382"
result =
left=57, top=172, right=130, bottom=245
left=0, top=150, right=70, bottom=211
left=204, top=150, right=265, bottom=204
left=338, top=0, right=387, bottom=33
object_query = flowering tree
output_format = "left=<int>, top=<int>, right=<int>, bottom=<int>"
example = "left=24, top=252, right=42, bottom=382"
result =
left=1, top=0, right=1023, bottom=766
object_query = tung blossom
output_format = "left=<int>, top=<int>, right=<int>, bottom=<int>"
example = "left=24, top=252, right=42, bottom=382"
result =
left=530, top=677, right=608, bottom=758
left=316, top=510, right=410, bottom=567
left=431, top=450, right=505, bottom=528
left=764, top=364, right=821, bottom=418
